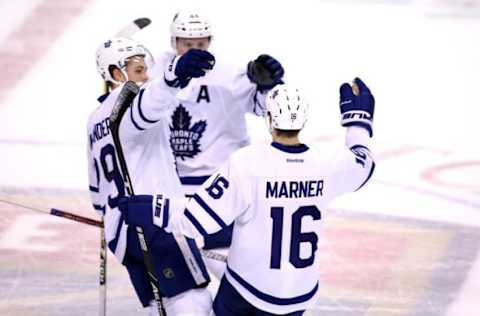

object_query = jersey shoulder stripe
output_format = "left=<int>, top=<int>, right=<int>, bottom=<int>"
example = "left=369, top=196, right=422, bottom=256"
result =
left=129, top=101, right=145, bottom=131
left=136, top=89, right=159, bottom=124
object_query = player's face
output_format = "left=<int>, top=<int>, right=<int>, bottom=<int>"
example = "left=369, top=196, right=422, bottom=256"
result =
left=176, top=37, right=211, bottom=55
left=125, top=56, right=149, bottom=85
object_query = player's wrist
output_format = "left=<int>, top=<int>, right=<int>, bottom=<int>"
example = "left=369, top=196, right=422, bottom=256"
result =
left=164, top=56, right=183, bottom=88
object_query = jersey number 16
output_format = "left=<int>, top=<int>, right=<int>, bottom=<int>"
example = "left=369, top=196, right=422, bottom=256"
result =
left=270, top=205, right=321, bottom=269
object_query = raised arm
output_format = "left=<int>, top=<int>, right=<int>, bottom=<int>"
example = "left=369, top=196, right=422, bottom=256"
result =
left=333, top=77, right=376, bottom=193
left=120, top=49, right=215, bottom=139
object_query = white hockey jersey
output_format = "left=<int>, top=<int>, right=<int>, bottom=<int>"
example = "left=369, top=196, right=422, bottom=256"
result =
left=167, top=127, right=375, bottom=314
left=150, top=52, right=265, bottom=193
left=86, top=78, right=183, bottom=262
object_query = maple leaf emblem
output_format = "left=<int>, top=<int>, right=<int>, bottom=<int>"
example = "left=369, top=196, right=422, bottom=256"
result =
left=170, top=104, right=207, bottom=160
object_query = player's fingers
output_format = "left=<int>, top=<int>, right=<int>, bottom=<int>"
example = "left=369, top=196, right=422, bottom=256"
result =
left=340, top=83, right=354, bottom=99
left=264, top=60, right=283, bottom=78
left=354, top=77, right=371, bottom=94
left=196, top=61, right=214, bottom=70
left=190, top=69, right=206, bottom=77
left=191, top=49, right=215, bottom=62
left=256, top=54, right=271, bottom=63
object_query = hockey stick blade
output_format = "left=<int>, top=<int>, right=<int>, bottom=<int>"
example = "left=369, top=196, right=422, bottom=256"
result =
left=110, top=81, right=139, bottom=126
left=115, top=17, right=151, bottom=38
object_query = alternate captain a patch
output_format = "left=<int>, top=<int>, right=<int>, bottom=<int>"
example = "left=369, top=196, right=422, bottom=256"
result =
left=170, top=104, right=207, bottom=160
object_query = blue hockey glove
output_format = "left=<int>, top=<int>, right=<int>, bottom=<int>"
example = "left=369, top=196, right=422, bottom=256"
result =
left=165, top=49, right=215, bottom=88
left=339, top=77, right=375, bottom=137
left=247, top=54, right=284, bottom=92
left=118, top=195, right=154, bottom=228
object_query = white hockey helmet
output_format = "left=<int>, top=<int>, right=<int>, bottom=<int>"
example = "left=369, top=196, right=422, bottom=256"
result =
left=265, top=84, right=309, bottom=131
left=95, top=37, right=148, bottom=84
left=170, top=10, right=212, bottom=48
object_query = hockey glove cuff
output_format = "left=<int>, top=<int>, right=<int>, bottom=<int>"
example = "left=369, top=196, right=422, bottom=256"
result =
left=164, top=49, right=215, bottom=88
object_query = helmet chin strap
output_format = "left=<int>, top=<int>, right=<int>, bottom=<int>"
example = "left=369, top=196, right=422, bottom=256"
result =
left=108, top=67, right=129, bottom=87
left=265, top=113, right=274, bottom=134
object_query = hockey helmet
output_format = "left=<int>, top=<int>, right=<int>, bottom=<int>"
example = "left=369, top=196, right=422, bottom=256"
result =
left=170, top=10, right=212, bottom=49
left=265, top=84, right=309, bottom=131
left=95, top=37, right=148, bottom=84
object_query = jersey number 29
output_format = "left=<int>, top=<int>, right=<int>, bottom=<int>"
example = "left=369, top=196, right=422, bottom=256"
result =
left=270, top=205, right=321, bottom=269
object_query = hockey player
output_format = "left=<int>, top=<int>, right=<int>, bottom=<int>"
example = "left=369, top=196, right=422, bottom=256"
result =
left=150, top=10, right=285, bottom=277
left=119, top=78, right=376, bottom=315
left=87, top=37, right=215, bottom=315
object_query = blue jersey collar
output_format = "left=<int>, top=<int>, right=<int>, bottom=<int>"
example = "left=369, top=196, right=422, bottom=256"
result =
left=271, top=142, right=309, bottom=154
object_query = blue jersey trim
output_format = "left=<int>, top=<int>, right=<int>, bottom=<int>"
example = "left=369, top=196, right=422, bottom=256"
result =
left=184, top=209, right=208, bottom=236
left=356, top=161, right=376, bottom=191
left=226, top=266, right=318, bottom=305
left=180, top=175, right=210, bottom=185
left=97, top=93, right=109, bottom=103
left=136, top=89, right=159, bottom=124
left=193, top=194, right=227, bottom=229
left=89, top=186, right=99, bottom=193
left=129, top=101, right=145, bottom=131
left=108, top=211, right=126, bottom=253
left=164, top=76, right=180, bottom=88
left=93, top=204, right=105, bottom=214
left=271, top=142, right=309, bottom=154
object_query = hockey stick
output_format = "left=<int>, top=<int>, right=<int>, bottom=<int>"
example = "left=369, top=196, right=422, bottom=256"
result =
left=99, top=19, right=152, bottom=315
left=116, top=18, right=151, bottom=38
left=109, top=81, right=166, bottom=316
left=0, top=198, right=228, bottom=262
left=0, top=198, right=103, bottom=227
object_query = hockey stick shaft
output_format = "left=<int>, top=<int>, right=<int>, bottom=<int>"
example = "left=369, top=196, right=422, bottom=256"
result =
left=0, top=198, right=227, bottom=262
left=99, top=223, right=107, bottom=316
left=0, top=199, right=227, bottom=262
left=0, top=199, right=103, bottom=227
left=99, top=72, right=111, bottom=316
left=109, top=81, right=166, bottom=316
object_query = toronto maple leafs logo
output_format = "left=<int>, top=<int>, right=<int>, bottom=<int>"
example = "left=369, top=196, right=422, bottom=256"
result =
left=170, top=104, right=207, bottom=160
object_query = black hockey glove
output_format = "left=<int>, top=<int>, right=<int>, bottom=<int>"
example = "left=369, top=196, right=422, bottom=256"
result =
left=339, top=77, right=375, bottom=137
left=247, top=54, right=284, bottom=92
left=165, top=49, right=215, bottom=88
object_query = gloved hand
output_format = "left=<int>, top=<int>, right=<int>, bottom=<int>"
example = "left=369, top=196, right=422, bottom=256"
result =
left=247, top=54, right=284, bottom=92
left=118, top=195, right=154, bottom=227
left=339, top=77, right=375, bottom=137
left=165, top=49, right=215, bottom=88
